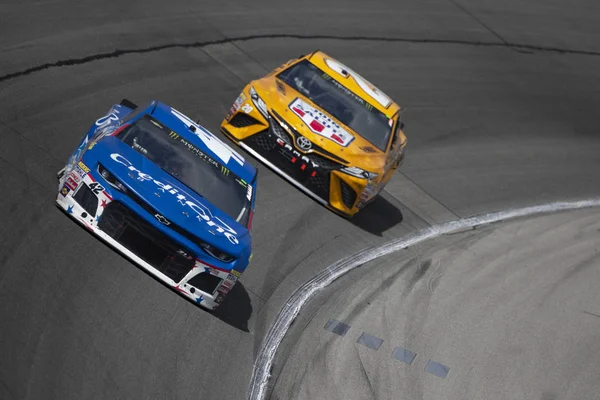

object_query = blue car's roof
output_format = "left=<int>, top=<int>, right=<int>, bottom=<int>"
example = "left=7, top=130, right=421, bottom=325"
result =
left=149, top=102, right=256, bottom=183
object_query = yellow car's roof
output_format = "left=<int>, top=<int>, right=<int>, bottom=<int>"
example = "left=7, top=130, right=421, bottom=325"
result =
left=306, top=51, right=401, bottom=118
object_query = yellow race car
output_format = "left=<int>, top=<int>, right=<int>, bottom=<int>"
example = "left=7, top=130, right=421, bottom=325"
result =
left=220, top=50, right=407, bottom=218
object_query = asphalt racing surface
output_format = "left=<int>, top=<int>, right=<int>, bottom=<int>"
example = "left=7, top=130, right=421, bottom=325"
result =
left=271, top=207, right=600, bottom=400
left=1, top=1, right=600, bottom=399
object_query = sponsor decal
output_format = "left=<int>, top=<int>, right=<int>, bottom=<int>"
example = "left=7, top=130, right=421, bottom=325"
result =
left=230, top=269, right=242, bottom=278
left=170, top=108, right=245, bottom=167
left=215, top=293, right=225, bottom=304
left=60, top=185, right=70, bottom=196
left=246, top=184, right=253, bottom=201
left=74, top=165, right=88, bottom=178
left=218, top=285, right=231, bottom=294
left=65, top=177, right=78, bottom=191
left=289, top=98, right=354, bottom=147
left=226, top=273, right=238, bottom=282
left=88, top=141, right=97, bottom=150
left=276, top=138, right=318, bottom=177
left=168, top=132, right=225, bottom=175
left=110, top=153, right=240, bottom=244
left=68, top=171, right=81, bottom=183
left=221, top=280, right=234, bottom=289
left=78, top=161, right=90, bottom=174
left=234, top=93, right=247, bottom=109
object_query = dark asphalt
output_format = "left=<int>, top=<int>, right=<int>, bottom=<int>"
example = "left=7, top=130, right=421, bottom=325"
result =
left=0, top=1, right=599, bottom=399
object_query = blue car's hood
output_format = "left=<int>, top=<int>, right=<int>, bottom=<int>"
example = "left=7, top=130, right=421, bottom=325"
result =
left=86, top=137, right=250, bottom=256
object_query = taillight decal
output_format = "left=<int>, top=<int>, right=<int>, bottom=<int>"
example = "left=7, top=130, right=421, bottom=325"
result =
left=110, top=123, right=130, bottom=137
left=247, top=209, right=254, bottom=230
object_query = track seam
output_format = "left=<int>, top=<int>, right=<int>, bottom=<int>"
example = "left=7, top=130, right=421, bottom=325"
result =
left=247, top=198, right=600, bottom=400
left=2, top=34, right=600, bottom=84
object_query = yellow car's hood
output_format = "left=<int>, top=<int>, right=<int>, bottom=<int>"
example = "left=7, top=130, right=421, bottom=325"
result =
left=254, top=77, right=389, bottom=173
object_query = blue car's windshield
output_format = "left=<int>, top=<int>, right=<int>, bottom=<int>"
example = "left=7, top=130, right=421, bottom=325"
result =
left=277, top=59, right=393, bottom=151
left=117, top=115, right=252, bottom=225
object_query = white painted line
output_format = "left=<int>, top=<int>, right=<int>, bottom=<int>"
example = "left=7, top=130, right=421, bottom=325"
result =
left=247, top=198, right=600, bottom=400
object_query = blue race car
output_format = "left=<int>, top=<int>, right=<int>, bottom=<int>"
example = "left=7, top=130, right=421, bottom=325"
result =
left=56, top=99, right=257, bottom=310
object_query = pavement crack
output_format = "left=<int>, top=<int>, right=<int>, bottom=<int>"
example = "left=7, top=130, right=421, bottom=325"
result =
left=355, top=347, right=377, bottom=400
left=0, top=378, right=17, bottom=400
left=583, top=310, right=600, bottom=319
left=447, top=0, right=510, bottom=46
left=2, top=34, right=600, bottom=84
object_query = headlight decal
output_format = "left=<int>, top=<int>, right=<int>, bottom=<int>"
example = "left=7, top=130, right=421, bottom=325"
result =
left=249, top=87, right=269, bottom=119
left=199, top=242, right=235, bottom=263
left=340, top=166, right=378, bottom=180
left=98, top=164, right=128, bottom=193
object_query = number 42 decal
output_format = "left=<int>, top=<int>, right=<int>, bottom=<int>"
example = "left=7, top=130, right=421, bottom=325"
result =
left=89, top=182, right=105, bottom=195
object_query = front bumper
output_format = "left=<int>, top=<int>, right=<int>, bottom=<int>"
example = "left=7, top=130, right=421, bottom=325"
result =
left=221, top=123, right=374, bottom=218
left=56, top=164, right=241, bottom=310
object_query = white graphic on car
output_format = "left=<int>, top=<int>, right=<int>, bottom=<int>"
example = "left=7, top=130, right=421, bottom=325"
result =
left=110, top=153, right=240, bottom=245
left=170, top=108, right=245, bottom=167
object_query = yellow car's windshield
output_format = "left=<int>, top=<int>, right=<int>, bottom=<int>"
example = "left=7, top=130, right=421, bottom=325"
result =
left=277, top=59, right=392, bottom=151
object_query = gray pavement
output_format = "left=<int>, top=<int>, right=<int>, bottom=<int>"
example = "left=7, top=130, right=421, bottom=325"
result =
left=0, top=0, right=599, bottom=399
left=272, top=208, right=600, bottom=400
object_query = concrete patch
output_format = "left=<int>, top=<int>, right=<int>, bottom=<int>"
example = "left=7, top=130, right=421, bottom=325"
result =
left=425, top=360, right=450, bottom=378
left=356, top=332, right=384, bottom=350
left=392, top=347, right=417, bottom=365
left=324, top=319, right=351, bottom=336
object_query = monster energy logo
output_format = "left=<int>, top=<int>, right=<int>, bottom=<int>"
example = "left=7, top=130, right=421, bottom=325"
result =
left=167, top=129, right=225, bottom=173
